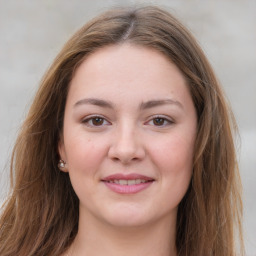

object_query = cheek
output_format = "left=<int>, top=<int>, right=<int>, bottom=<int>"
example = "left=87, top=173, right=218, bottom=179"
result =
left=65, top=134, right=107, bottom=174
left=65, top=136, right=108, bottom=199
left=149, top=133, right=195, bottom=197
left=151, top=134, right=195, bottom=172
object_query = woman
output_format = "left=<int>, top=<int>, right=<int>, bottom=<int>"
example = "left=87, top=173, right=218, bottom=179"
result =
left=0, top=5, right=244, bottom=256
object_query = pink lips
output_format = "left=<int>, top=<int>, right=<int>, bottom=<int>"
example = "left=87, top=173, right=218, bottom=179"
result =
left=101, top=173, right=155, bottom=194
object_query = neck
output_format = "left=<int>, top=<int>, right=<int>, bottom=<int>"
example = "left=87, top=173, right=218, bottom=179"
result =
left=71, top=211, right=177, bottom=256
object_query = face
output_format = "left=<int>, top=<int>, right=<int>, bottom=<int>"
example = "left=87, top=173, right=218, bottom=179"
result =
left=59, top=44, right=197, bottom=228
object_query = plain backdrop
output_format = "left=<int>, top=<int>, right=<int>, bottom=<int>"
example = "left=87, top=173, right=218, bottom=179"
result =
left=0, top=0, right=255, bottom=254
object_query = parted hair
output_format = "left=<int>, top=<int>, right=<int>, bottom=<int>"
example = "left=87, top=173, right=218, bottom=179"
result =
left=0, top=5, right=244, bottom=256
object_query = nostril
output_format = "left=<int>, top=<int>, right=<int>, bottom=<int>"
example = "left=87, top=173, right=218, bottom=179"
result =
left=107, top=136, right=146, bottom=163
left=112, top=157, right=120, bottom=162
left=111, top=156, right=140, bottom=164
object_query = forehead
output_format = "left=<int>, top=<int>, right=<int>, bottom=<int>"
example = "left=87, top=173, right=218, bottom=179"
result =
left=67, top=44, right=191, bottom=108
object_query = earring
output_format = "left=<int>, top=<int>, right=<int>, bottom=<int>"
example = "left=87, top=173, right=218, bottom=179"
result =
left=58, top=159, right=66, bottom=169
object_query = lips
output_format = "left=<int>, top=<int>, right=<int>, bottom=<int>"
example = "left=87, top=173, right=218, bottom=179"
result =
left=101, top=173, right=155, bottom=194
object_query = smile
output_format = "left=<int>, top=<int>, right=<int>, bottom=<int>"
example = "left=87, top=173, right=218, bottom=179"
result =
left=105, top=179, right=150, bottom=185
left=101, top=173, right=155, bottom=194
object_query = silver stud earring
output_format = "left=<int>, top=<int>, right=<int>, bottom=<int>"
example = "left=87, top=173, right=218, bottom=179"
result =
left=58, top=159, right=66, bottom=169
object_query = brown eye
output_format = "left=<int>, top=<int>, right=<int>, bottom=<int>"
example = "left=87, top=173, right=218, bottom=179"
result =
left=91, top=117, right=104, bottom=126
left=82, top=116, right=110, bottom=127
left=145, top=116, right=173, bottom=127
left=153, top=118, right=165, bottom=126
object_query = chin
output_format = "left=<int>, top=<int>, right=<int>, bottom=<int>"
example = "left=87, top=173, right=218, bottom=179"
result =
left=102, top=204, right=156, bottom=228
left=106, top=215, right=149, bottom=228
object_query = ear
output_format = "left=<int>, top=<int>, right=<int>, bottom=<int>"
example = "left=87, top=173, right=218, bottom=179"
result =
left=58, top=138, right=68, bottom=173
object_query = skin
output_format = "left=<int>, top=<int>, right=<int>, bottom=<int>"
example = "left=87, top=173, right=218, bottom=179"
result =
left=59, top=44, right=197, bottom=256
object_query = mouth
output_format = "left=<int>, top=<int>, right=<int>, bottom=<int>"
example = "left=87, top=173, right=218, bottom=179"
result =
left=104, top=179, right=153, bottom=185
left=101, top=173, right=155, bottom=194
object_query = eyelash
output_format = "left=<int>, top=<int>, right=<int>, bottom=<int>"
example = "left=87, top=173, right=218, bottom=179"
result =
left=82, top=115, right=111, bottom=127
left=81, top=115, right=174, bottom=128
left=145, top=115, right=174, bottom=127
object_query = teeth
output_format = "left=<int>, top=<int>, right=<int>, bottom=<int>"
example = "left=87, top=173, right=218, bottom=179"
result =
left=108, top=179, right=148, bottom=185
left=128, top=180, right=135, bottom=185
left=119, top=179, right=127, bottom=185
left=135, top=179, right=141, bottom=184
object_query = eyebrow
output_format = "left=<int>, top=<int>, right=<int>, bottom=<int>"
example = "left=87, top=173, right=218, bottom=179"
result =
left=139, top=99, right=183, bottom=110
left=74, top=98, right=114, bottom=108
left=73, top=98, right=183, bottom=110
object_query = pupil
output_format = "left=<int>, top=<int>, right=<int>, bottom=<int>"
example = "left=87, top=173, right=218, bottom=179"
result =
left=154, top=118, right=164, bottom=125
left=93, top=117, right=103, bottom=125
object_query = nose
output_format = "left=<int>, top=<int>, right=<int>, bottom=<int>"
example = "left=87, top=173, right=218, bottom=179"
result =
left=108, top=125, right=146, bottom=164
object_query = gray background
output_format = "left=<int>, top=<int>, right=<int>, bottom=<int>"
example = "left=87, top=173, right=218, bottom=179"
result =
left=0, top=0, right=255, bottom=254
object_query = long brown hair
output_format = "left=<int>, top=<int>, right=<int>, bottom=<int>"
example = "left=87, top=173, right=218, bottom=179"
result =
left=0, top=5, right=244, bottom=256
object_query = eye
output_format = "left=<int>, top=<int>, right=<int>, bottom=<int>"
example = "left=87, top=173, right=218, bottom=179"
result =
left=146, top=116, right=174, bottom=127
left=82, top=116, right=111, bottom=127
